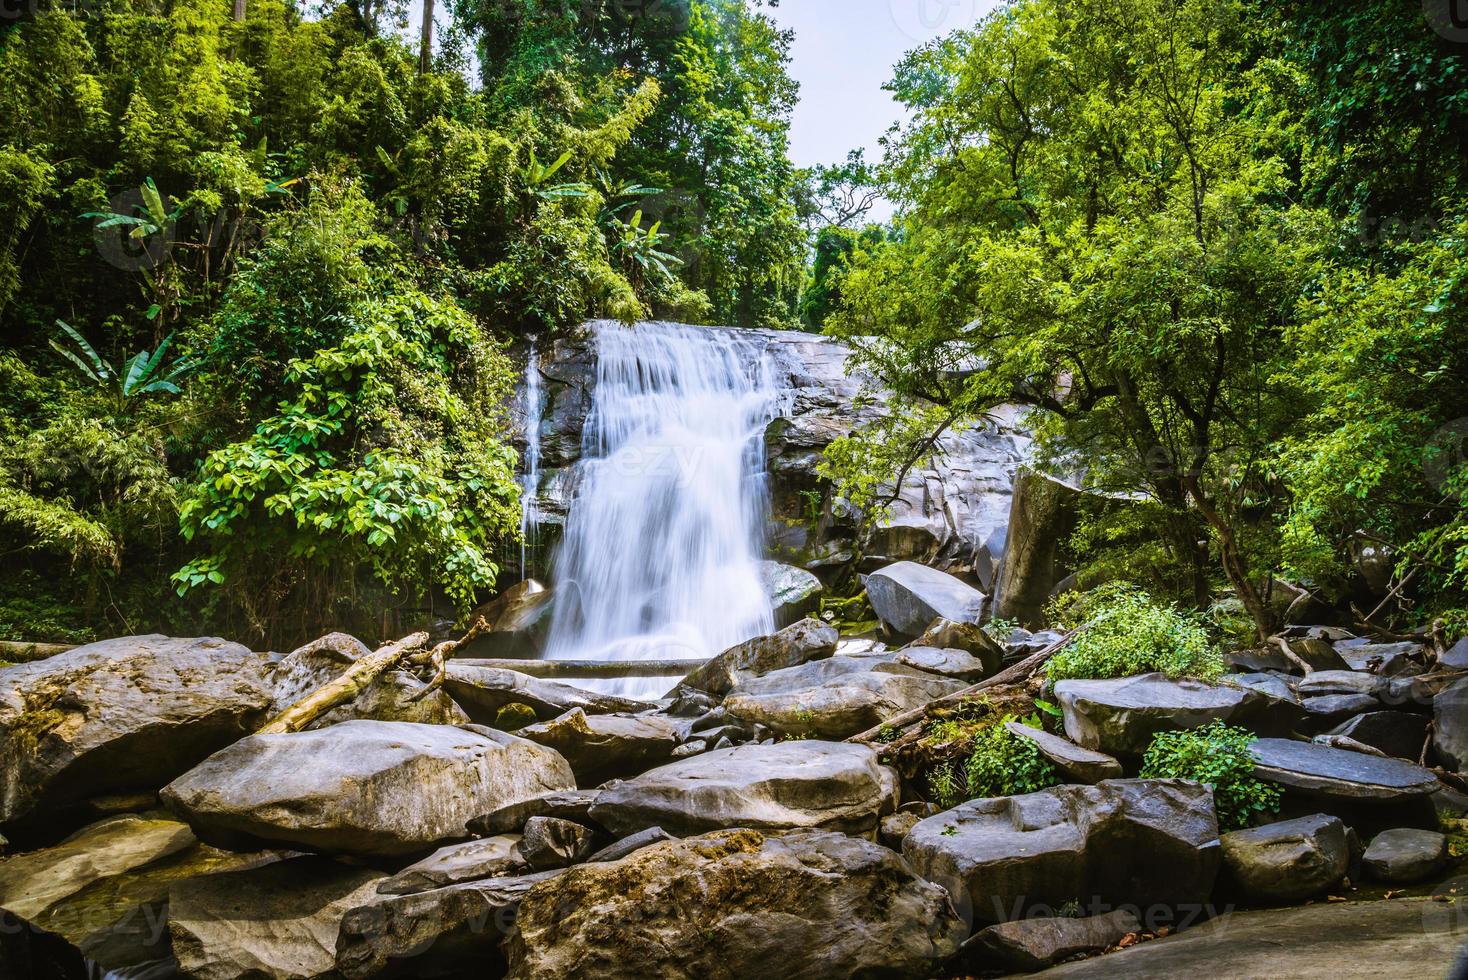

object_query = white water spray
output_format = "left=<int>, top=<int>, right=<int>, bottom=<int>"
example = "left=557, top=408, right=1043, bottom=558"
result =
left=543, top=322, right=785, bottom=696
left=519, top=342, right=542, bottom=581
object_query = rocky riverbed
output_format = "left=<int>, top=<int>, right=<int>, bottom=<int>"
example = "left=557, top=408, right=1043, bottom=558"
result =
left=2, top=587, right=1466, bottom=978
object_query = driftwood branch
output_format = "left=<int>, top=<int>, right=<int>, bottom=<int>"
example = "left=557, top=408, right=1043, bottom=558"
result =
left=403, top=618, right=491, bottom=704
left=0, top=640, right=76, bottom=663
left=848, top=627, right=1083, bottom=745
left=257, top=631, right=430, bottom=735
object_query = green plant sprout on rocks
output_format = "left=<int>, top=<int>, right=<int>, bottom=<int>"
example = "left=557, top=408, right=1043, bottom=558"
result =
left=1140, top=722, right=1282, bottom=831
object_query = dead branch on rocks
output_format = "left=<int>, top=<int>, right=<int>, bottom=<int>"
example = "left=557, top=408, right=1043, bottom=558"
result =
left=258, top=631, right=431, bottom=734
left=848, top=627, right=1084, bottom=747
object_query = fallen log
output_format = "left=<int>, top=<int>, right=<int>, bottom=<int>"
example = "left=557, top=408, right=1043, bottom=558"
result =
left=0, top=640, right=76, bottom=663
left=257, top=631, right=431, bottom=735
left=847, top=627, right=1082, bottom=746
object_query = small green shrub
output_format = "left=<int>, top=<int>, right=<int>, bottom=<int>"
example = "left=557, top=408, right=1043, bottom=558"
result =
left=964, top=716, right=1060, bottom=799
left=1140, top=722, right=1281, bottom=831
left=1047, top=584, right=1224, bottom=685
left=925, top=761, right=965, bottom=811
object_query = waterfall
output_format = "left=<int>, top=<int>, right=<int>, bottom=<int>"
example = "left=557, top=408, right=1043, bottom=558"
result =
left=519, top=341, right=542, bottom=581
left=543, top=322, right=785, bottom=697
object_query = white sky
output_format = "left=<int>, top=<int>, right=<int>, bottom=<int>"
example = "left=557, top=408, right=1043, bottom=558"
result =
left=765, top=0, right=1005, bottom=222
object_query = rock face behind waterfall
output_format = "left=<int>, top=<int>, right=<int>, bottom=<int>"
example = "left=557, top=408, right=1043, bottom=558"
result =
left=519, top=322, right=1032, bottom=581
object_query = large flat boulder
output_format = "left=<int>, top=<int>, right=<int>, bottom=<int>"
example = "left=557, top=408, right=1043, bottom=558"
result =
left=673, top=618, right=838, bottom=697
left=377, top=835, right=526, bottom=896
left=866, top=561, right=986, bottom=637
left=587, top=741, right=898, bottom=837
left=505, top=830, right=966, bottom=979
left=1055, top=674, right=1299, bottom=755
left=0, top=635, right=276, bottom=830
left=516, top=709, right=679, bottom=785
left=724, top=669, right=965, bottom=739
left=1220, top=814, right=1349, bottom=904
left=444, top=664, right=655, bottom=724
left=1434, top=677, right=1468, bottom=772
left=902, top=779, right=1220, bottom=925
left=1249, top=738, right=1439, bottom=802
left=335, top=870, right=563, bottom=979
left=168, top=856, right=385, bottom=980
left=162, top=721, right=576, bottom=857
left=1005, top=722, right=1123, bottom=784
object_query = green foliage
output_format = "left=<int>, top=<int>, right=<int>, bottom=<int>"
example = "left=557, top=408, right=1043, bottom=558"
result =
left=1141, top=722, right=1282, bottom=830
left=925, top=761, right=965, bottom=811
left=1047, top=585, right=1224, bottom=685
left=50, top=321, right=195, bottom=417
left=963, top=716, right=1060, bottom=800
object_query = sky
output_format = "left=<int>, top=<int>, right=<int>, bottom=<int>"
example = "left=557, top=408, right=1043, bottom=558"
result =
left=762, top=0, right=1004, bottom=221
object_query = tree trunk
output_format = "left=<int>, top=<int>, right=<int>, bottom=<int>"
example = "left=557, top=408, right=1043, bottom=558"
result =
left=419, top=0, right=434, bottom=75
left=233, top=0, right=245, bottom=21
left=1185, top=477, right=1274, bottom=642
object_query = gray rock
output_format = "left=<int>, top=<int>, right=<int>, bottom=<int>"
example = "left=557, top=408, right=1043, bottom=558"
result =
left=879, top=811, right=923, bottom=850
left=1005, top=721, right=1123, bottom=784
left=335, top=870, right=562, bottom=980
left=377, top=836, right=526, bottom=896
left=163, top=721, right=576, bottom=857
left=760, top=561, right=825, bottom=628
left=1231, top=672, right=1298, bottom=702
left=894, top=645, right=997, bottom=682
left=1328, top=712, right=1430, bottom=761
left=0, top=635, right=276, bottom=829
left=903, top=779, right=1220, bottom=925
left=1282, top=638, right=1351, bottom=673
left=724, top=668, right=965, bottom=739
left=1298, top=671, right=1385, bottom=698
left=467, top=790, right=601, bottom=836
left=588, top=741, right=898, bottom=837
left=1220, top=814, right=1349, bottom=903
left=673, top=618, right=838, bottom=698
left=268, top=639, right=468, bottom=729
left=518, top=816, right=597, bottom=870
left=1337, top=642, right=1422, bottom=677
left=587, top=826, right=676, bottom=863
left=168, top=856, right=385, bottom=980
left=968, top=909, right=1141, bottom=972
left=866, top=561, right=986, bottom=637
left=912, top=618, right=1005, bottom=672
left=1301, top=694, right=1382, bottom=723
left=1250, top=738, right=1439, bottom=802
left=1282, top=626, right=1356, bottom=642
left=1434, top=677, right=1468, bottom=772
left=1361, top=828, right=1450, bottom=884
left=1227, top=647, right=1297, bottom=674
left=670, top=739, right=707, bottom=759
left=444, top=664, right=656, bottom=723
left=991, top=467, right=1084, bottom=628
left=1441, top=636, right=1468, bottom=671
left=0, top=814, right=194, bottom=922
left=505, top=829, right=966, bottom=979
left=459, top=582, right=557, bottom=660
left=516, top=709, right=678, bottom=785
left=1056, top=674, right=1299, bottom=756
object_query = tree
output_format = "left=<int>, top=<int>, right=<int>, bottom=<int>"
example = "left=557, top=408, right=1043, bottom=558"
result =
left=827, top=0, right=1326, bottom=638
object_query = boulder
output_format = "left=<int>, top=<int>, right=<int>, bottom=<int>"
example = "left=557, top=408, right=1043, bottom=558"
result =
left=673, top=618, right=838, bottom=698
left=444, top=664, right=656, bottom=723
left=1231, top=672, right=1298, bottom=702
left=1249, top=738, right=1439, bottom=802
left=903, top=779, right=1220, bottom=925
left=724, top=669, right=965, bottom=739
left=458, top=583, right=557, bottom=660
left=1298, top=671, right=1385, bottom=698
left=911, top=618, right=1005, bottom=673
left=335, top=870, right=562, bottom=980
left=1337, top=642, right=1422, bottom=677
left=1302, top=694, right=1382, bottom=725
left=865, top=561, right=986, bottom=637
left=967, top=909, right=1141, bottom=973
left=1441, top=636, right=1468, bottom=671
left=505, top=829, right=966, bottom=980
left=1004, top=721, right=1123, bottom=784
left=1226, top=647, right=1297, bottom=674
left=268, top=640, right=467, bottom=729
left=0, top=635, right=276, bottom=830
left=879, top=811, right=923, bottom=850
left=516, top=709, right=679, bottom=785
left=162, top=721, right=576, bottom=857
left=168, top=856, right=385, bottom=980
left=1219, top=814, right=1349, bottom=904
left=1434, top=677, right=1468, bottom=772
left=1328, top=712, right=1430, bottom=761
left=1361, top=829, right=1450, bottom=884
left=759, top=561, right=825, bottom=627
left=1055, top=674, right=1299, bottom=756
left=467, top=790, right=601, bottom=837
left=377, top=836, right=526, bottom=896
left=894, top=645, right=997, bottom=682
left=587, top=741, right=898, bottom=837
left=518, top=816, right=598, bottom=871
left=991, top=467, right=1083, bottom=629
left=1281, top=638, right=1351, bottom=673
left=587, top=827, right=676, bottom=864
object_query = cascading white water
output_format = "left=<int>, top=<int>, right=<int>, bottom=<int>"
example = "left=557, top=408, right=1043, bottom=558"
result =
left=519, top=342, right=543, bottom=581
left=543, top=322, right=785, bottom=697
